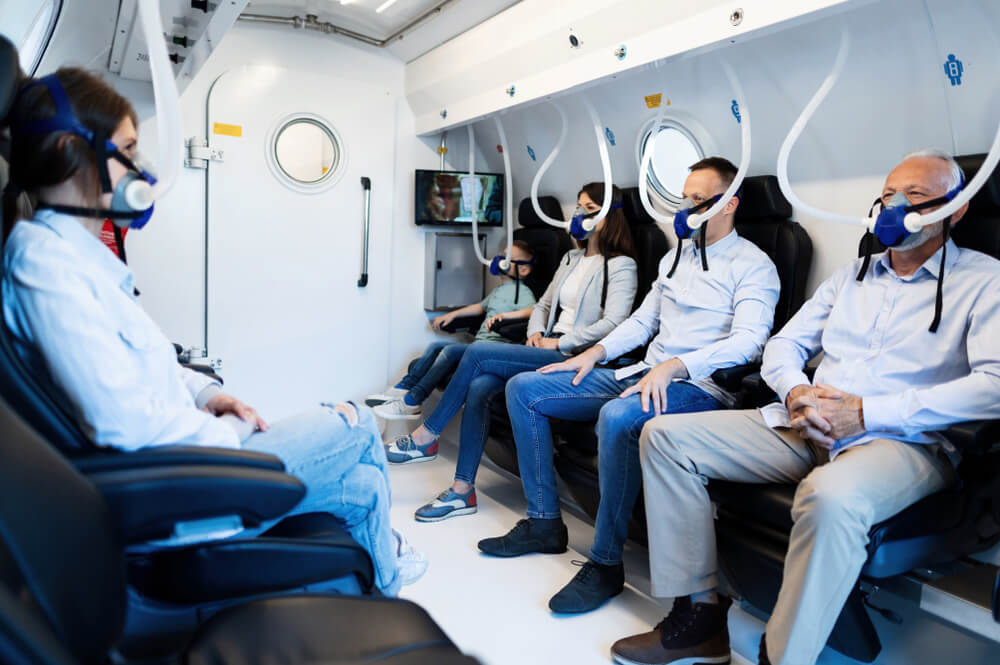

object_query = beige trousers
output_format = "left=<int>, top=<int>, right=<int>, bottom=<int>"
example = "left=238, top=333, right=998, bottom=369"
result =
left=639, top=409, right=955, bottom=665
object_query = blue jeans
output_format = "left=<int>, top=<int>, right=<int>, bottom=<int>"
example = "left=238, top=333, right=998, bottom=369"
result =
left=422, top=341, right=566, bottom=485
left=243, top=404, right=400, bottom=595
left=505, top=369, right=722, bottom=565
left=397, top=341, right=469, bottom=404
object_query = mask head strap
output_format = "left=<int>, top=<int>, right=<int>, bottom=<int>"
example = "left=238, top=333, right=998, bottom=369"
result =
left=929, top=221, right=949, bottom=334
left=856, top=197, right=883, bottom=282
left=668, top=196, right=720, bottom=278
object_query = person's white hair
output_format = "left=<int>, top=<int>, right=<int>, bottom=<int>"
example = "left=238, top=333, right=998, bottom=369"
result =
left=903, top=149, right=964, bottom=192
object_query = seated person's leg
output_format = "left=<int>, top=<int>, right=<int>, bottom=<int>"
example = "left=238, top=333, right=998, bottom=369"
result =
left=612, top=409, right=815, bottom=665
left=478, top=368, right=624, bottom=558
left=242, top=403, right=425, bottom=593
left=386, top=341, right=566, bottom=464
left=370, top=340, right=452, bottom=402
left=765, top=439, right=954, bottom=665
left=404, top=343, right=468, bottom=407
left=414, top=372, right=506, bottom=522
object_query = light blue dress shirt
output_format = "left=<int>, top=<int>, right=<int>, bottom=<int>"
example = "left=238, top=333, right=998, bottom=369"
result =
left=599, top=229, right=780, bottom=406
left=761, top=239, right=1000, bottom=457
left=2, top=210, right=239, bottom=450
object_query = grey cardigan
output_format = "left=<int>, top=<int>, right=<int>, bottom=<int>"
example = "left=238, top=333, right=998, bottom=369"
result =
left=527, top=249, right=638, bottom=355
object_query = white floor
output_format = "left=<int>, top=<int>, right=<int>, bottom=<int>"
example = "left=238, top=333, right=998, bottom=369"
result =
left=384, top=416, right=754, bottom=665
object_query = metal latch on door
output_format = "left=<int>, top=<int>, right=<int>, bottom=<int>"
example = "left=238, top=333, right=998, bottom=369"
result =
left=185, top=137, right=225, bottom=169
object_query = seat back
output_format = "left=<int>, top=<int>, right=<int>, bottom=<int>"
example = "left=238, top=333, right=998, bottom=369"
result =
left=734, top=176, right=813, bottom=332
left=514, top=196, right=574, bottom=301
left=0, top=398, right=126, bottom=665
left=621, top=187, right=670, bottom=311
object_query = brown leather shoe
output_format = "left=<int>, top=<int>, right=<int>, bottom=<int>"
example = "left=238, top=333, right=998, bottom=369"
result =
left=611, top=595, right=733, bottom=665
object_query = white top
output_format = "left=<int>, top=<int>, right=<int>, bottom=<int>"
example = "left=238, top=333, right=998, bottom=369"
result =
left=553, top=255, right=601, bottom=335
left=2, top=209, right=240, bottom=450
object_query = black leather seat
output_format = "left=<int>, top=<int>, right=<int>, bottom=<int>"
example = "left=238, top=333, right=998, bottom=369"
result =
left=709, top=153, right=1000, bottom=662
left=481, top=188, right=670, bottom=475
left=552, top=176, right=813, bottom=541
left=0, top=397, right=474, bottom=665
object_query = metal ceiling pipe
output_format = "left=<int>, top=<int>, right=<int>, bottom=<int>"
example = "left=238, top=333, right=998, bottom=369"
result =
left=238, top=0, right=457, bottom=48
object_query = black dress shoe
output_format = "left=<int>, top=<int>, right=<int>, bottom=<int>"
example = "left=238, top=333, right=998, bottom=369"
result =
left=477, top=518, right=568, bottom=557
left=758, top=633, right=771, bottom=665
left=549, top=559, right=625, bottom=613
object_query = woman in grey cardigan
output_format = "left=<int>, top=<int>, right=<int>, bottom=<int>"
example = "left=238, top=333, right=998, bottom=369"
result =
left=386, top=183, right=639, bottom=523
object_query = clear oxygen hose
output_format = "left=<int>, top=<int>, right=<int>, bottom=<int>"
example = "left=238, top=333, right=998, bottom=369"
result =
left=494, top=115, right=515, bottom=270
left=530, top=101, right=570, bottom=228
left=684, top=58, right=751, bottom=230
left=637, top=85, right=673, bottom=225
left=581, top=98, right=614, bottom=234
left=466, top=124, right=492, bottom=266
left=137, top=0, right=182, bottom=203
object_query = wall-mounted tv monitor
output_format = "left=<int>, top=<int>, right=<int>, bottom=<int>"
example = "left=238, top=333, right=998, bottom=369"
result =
left=414, top=169, right=504, bottom=226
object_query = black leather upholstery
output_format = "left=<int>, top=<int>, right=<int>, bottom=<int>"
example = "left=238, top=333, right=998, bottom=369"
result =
left=0, top=397, right=470, bottom=665
left=516, top=196, right=574, bottom=301
left=734, top=176, right=812, bottom=332
left=0, top=36, right=19, bottom=122
left=621, top=186, right=671, bottom=310
left=128, top=513, right=375, bottom=603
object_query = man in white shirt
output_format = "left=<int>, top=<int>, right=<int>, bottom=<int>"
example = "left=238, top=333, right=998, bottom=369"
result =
left=614, top=151, right=1000, bottom=665
left=476, top=158, right=781, bottom=613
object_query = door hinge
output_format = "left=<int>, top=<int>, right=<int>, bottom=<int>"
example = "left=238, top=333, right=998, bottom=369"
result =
left=185, top=136, right=225, bottom=168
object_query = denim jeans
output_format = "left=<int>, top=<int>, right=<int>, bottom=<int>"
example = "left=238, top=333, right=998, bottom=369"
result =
left=243, top=404, right=400, bottom=595
left=422, top=341, right=566, bottom=485
left=397, top=341, right=468, bottom=405
left=505, top=369, right=721, bottom=565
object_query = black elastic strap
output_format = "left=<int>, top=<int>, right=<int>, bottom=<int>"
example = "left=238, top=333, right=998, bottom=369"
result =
left=113, top=225, right=127, bottom=264
left=36, top=202, right=142, bottom=220
left=601, top=254, right=609, bottom=309
left=698, top=221, right=709, bottom=271
left=856, top=198, right=882, bottom=282
left=92, top=131, right=113, bottom=194
left=666, top=238, right=683, bottom=279
left=929, top=221, right=950, bottom=334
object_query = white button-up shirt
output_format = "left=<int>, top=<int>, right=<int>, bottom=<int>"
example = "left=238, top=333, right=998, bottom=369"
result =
left=761, top=240, right=1000, bottom=457
left=2, top=210, right=239, bottom=450
left=599, top=230, right=780, bottom=406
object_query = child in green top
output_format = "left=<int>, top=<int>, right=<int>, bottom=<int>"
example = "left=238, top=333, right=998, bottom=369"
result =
left=372, top=241, right=536, bottom=420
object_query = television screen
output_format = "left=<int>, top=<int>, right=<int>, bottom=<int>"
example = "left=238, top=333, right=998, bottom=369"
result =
left=414, top=169, right=504, bottom=226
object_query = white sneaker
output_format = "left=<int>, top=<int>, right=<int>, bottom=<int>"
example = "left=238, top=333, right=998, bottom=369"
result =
left=373, top=398, right=421, bottom=420
left=365, top=386, right=408, bottom=406
left=394, top=529, right=428, bottom=587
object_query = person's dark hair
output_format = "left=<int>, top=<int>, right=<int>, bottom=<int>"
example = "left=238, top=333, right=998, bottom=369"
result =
left=2, top=67, right=137, bottom=237
left=578, top=182, right=635, bottom=260
left=512, top=239, right=534, bottom=258
left=688, top=156, right=738, bottom=193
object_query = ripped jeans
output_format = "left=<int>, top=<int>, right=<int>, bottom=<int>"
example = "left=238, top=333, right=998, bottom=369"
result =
left=243, top=403, right=399, bottom=595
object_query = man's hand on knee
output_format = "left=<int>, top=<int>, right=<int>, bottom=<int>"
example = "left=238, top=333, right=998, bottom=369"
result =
left=205, top=393, right=270, bottom=432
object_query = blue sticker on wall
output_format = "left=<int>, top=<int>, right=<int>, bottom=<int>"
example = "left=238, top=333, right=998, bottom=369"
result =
left=526, top=145, right=536, bottom=161
left=944, top=54, right=964, bottom=86
left=731, top=99, right=742, bottom=123
left=605, top=127, right=616, bottom=146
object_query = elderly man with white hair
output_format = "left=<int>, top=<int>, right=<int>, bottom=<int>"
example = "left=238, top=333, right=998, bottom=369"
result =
left=610, top=150, right=1000, bottom=665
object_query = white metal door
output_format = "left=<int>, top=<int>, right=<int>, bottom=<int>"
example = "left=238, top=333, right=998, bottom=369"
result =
left=206, top=66, right=394, bottom=420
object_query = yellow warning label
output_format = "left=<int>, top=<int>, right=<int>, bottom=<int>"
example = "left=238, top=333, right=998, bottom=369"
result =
left=213, top=122, right=242, bottom=137
left=644, top=94, right=662, bottom=109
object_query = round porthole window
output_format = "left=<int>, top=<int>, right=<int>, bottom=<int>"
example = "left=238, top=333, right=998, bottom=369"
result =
left=636, top=121, right=705, bottom=206
left=267, top=113, right=345, bottom=193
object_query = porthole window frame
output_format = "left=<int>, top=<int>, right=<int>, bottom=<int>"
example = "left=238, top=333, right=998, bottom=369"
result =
left=16, top=0, right=62, bottom=76
left=265, top=112, right=347, bottom=194
left=634, top=112, right=714, bottom=211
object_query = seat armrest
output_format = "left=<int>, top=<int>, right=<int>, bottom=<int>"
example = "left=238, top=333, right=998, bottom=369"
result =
left=75, top=445, right=285, bottom=473
left=740, top=372, right=779, bottom=408
left=180, top=362, right=224, bottom=384
left=440, top=314, right=485, bottom=334
left=711, top=363, right=761, bottom=393
left=495, top=320, right=528, bottom=342
left=941, top=419, right=1000, bottom=453
left=89, top=465, right=305, bottom=543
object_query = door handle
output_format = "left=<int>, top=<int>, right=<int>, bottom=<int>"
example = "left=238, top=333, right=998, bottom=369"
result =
left=358, top=176, right=371, bottom=287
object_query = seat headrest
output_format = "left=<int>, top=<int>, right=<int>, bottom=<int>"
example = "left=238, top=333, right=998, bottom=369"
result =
left=621, top=187, right=657, bottom=226
left=735, top=175, right=793, bottom=222
left=0, top=36, right=20, bottom=123
left=518, top=196, right=564, bottom=228
left=955, top=153, right=1000, bottom=214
